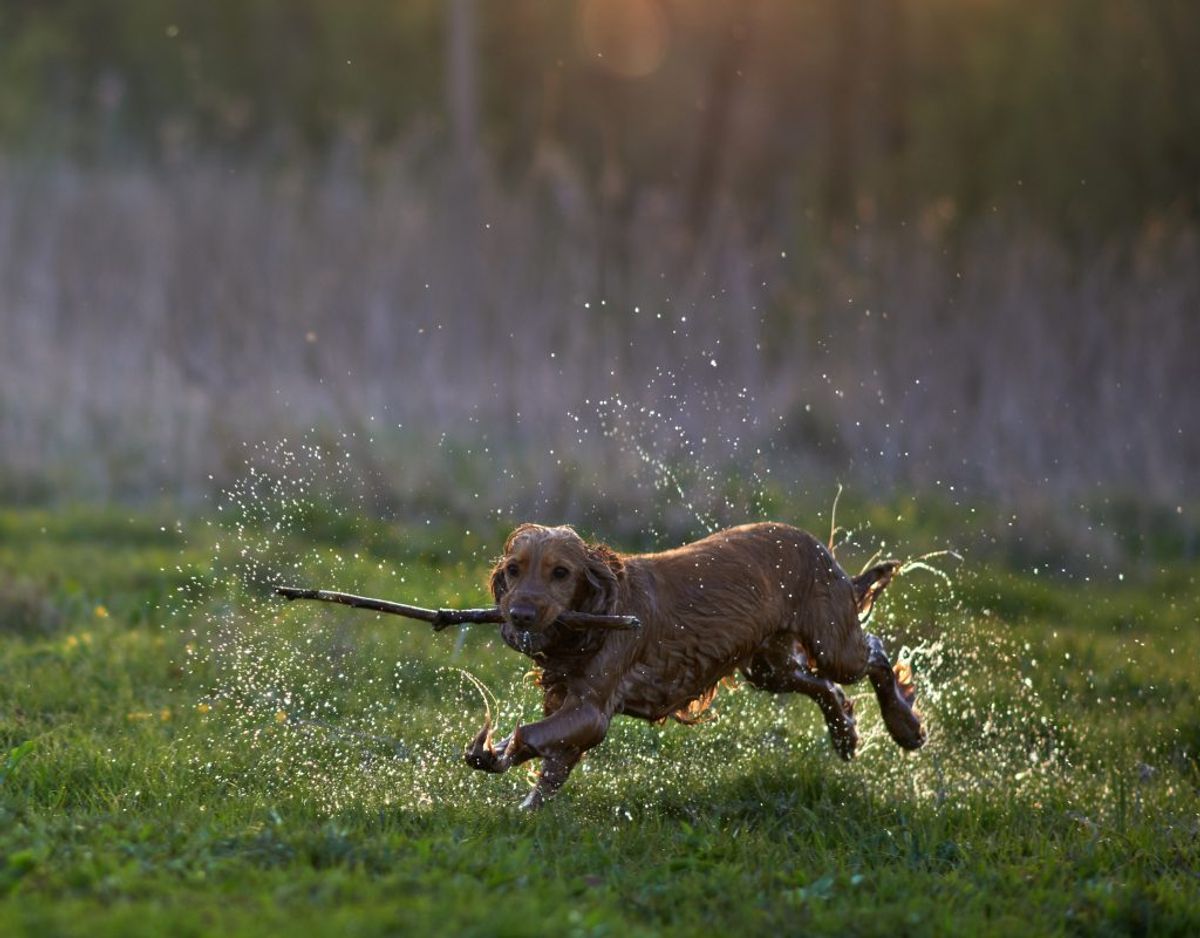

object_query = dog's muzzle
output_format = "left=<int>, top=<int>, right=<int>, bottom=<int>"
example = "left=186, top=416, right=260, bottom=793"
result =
left=500, top=619, right=554, bottom=657
left=507, top=602, right=539, bottom=628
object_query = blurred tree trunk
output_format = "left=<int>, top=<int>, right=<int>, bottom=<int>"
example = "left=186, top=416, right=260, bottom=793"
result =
left=879, top=0, right=909, bottom=215
left=446, top=0, right=482, bottom=312
left=825, top=0, right=862, bottom=227
left=686, top=7, right=755, bottom=245
left=595, top=78, right=634, bottom=308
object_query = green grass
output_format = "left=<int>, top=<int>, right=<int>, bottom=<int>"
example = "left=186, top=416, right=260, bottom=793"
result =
left=1, top=503, right=1197, bottom=937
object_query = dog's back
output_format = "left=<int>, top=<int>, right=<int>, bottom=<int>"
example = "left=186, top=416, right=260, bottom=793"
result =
left=608, top=523, right=872, bottom=721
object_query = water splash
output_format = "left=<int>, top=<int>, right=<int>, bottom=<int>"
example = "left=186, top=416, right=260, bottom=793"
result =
left=170, top=426, right=1099, bottom=821
left=592, top=384, right=772, bottom=540
left=172, top=437, right=548, bottom=813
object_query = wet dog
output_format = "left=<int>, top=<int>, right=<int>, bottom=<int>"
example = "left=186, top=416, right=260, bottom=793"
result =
left=465, top=522, right=925, bottom=808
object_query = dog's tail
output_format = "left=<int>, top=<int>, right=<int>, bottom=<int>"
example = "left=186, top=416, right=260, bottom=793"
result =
left=852, top=560, right=901, bottom=619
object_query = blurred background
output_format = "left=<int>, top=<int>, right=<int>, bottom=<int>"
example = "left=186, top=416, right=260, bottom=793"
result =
left=0, top=0, right=1196, bottom=558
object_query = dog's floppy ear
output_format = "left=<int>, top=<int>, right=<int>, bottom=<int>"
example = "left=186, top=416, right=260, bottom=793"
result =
left=580, top=542, right=624, bottom=614
left=488, top=559, right=508, bottom=603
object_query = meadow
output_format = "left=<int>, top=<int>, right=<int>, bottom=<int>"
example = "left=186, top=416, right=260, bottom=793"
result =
left=1, top=495, right=1197, bottom=937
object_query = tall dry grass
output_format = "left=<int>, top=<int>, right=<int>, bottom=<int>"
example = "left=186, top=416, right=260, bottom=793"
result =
left=0, top=155, right=1195, bottom=530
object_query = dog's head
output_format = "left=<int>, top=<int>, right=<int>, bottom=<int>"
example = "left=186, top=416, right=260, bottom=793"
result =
left=489, top=524, right=623, bottom=644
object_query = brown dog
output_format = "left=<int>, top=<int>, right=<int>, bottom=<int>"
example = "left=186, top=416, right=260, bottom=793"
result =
left=465, top=522, right=926, bottom=808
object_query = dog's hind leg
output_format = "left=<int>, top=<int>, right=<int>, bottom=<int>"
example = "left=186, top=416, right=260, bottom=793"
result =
left=866, top=634, right=926, bottom=750
left=743, top=639, right=859, bottom=760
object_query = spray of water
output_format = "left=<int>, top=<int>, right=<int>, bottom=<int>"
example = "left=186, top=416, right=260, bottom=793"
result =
left=171, top=437, right=549, bottom=813
left=170, top=409, right=1097, bottom=820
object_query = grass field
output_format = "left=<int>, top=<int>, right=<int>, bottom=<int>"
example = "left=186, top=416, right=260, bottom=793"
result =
left=1, top=500, right=1198, bottom=936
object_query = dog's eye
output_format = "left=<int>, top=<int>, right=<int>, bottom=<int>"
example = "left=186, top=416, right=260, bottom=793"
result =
left=551, top=566, right=570, bottom=580
left=506, top=562, right=520, bottom=578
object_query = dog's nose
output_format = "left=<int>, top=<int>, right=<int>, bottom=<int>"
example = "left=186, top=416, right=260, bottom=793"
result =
left=508, top=603, right=537, bottom=626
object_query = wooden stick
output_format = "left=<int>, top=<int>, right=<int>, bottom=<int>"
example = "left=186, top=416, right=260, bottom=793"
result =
left=273, top=586, right=641, bottom=632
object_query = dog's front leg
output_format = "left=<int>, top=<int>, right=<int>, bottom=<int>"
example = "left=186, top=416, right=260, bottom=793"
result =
left=464, top=695, right=610, bottom=808
left=513, top=697, right=611, bottom=810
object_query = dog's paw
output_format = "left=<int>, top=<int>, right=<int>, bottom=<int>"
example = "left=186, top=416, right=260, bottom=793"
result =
left=827, top=690, right=859, bottom=760
left=882, top=661, right=926, bottom=750
left=890, top=709, right=927, bottom=750
left=829, top=719, right=859, bottom=761
left=464, top=725, right=511, bottom=773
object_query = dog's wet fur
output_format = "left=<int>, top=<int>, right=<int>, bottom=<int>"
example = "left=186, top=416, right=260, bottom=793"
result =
left=465, top=522, right=926, bottom=809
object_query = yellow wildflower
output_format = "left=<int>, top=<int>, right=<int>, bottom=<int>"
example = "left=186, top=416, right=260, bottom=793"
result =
left=94, top=605, right=109, bottom=619
left=274, top=710, right=288, bottom=724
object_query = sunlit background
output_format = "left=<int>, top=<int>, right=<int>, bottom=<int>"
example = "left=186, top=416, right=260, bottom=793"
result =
left=1, top=0, right=1196, bottom=553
